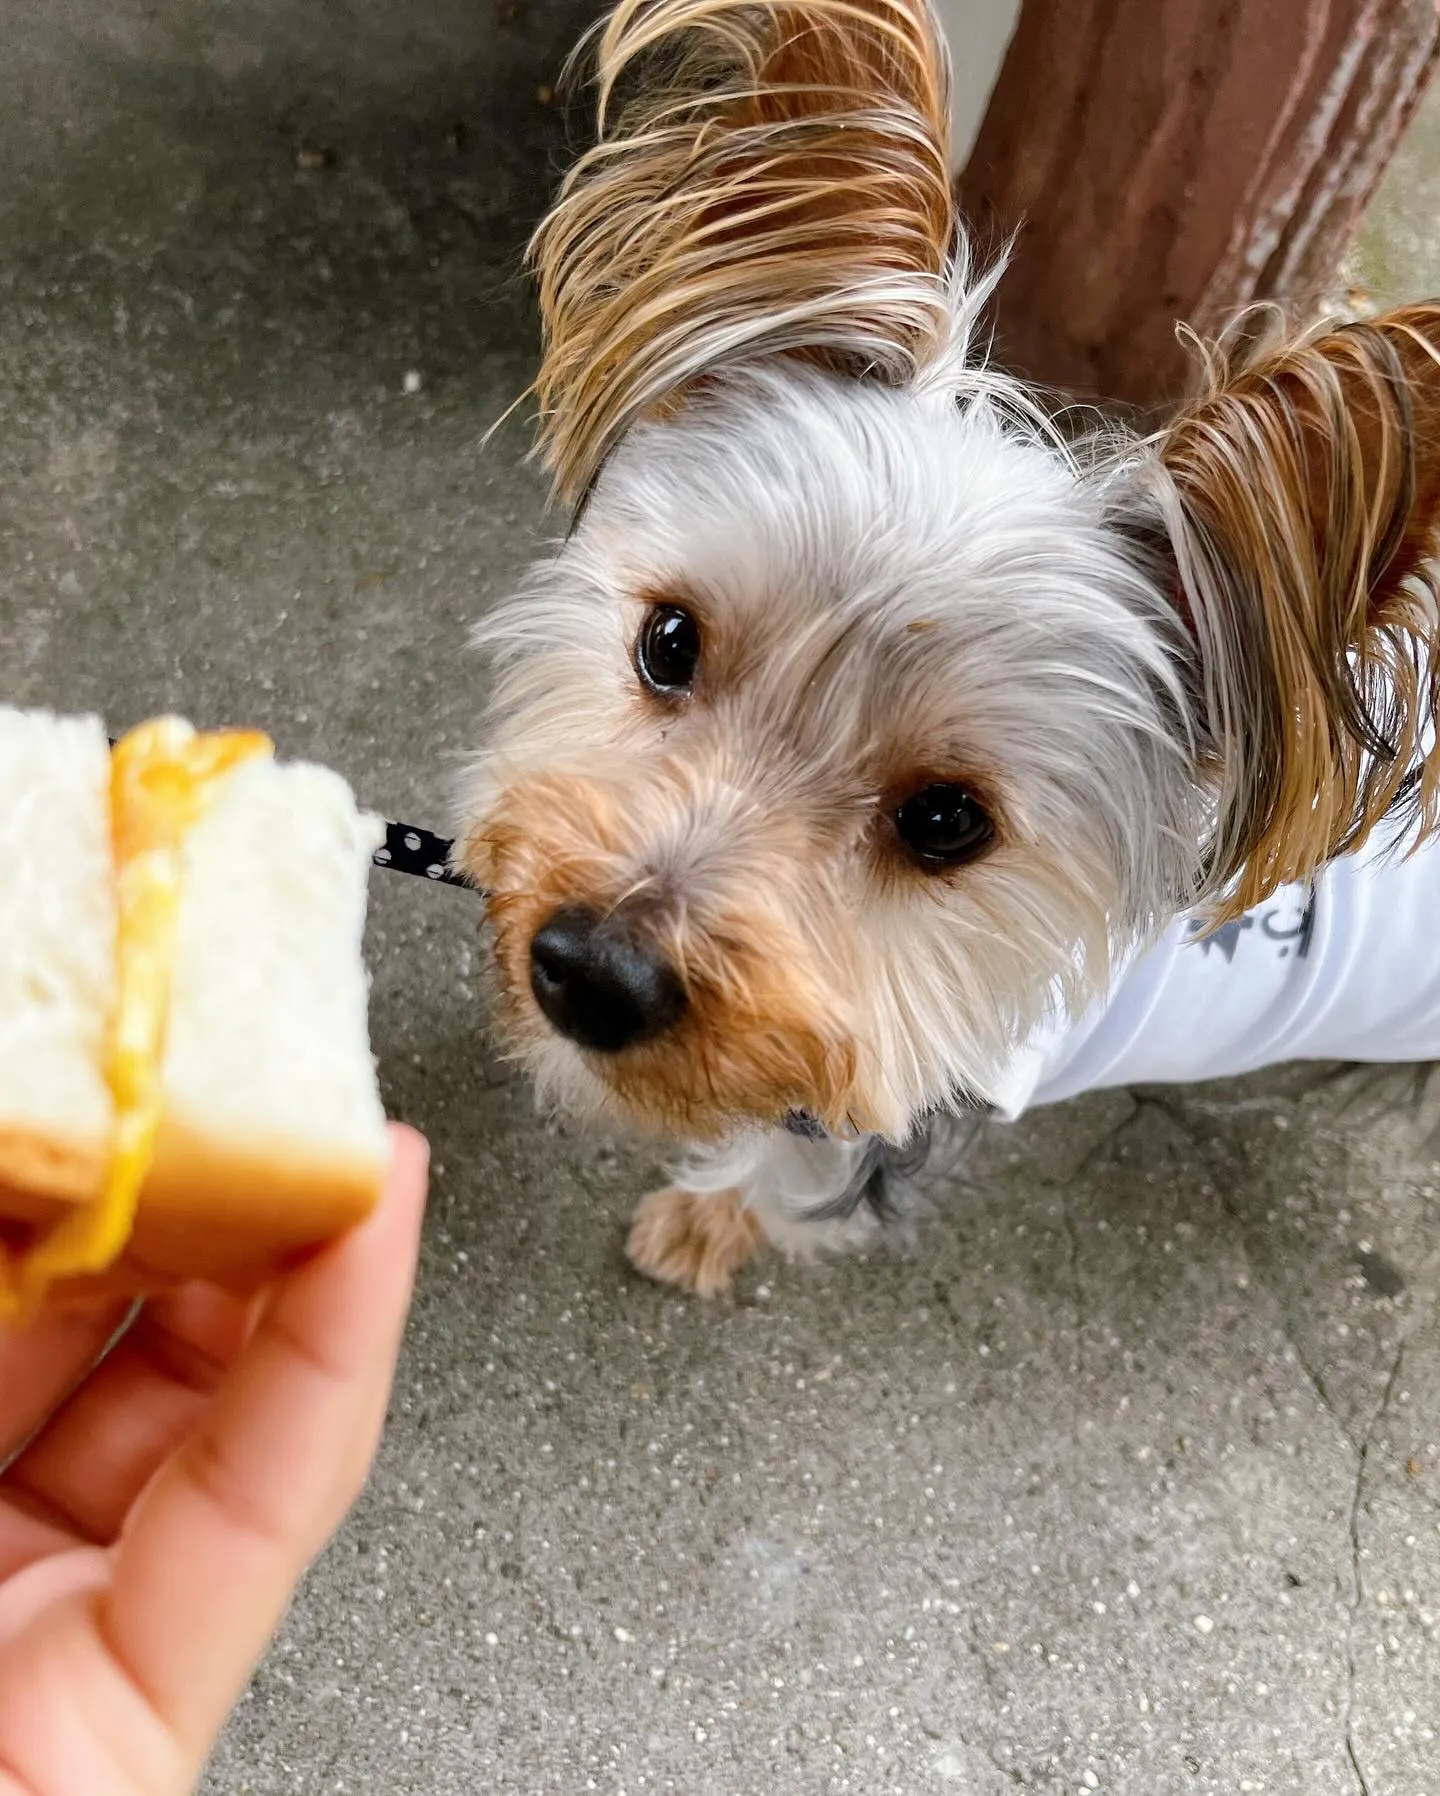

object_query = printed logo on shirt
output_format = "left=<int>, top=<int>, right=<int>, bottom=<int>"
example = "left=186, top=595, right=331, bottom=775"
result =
left=1186, top=890, right=1316, bottom=963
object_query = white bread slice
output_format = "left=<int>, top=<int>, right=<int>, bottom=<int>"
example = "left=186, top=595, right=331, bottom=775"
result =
left=0, top=707, right=116, bottom=1213
left=127, top=752, right=390, bottom=1283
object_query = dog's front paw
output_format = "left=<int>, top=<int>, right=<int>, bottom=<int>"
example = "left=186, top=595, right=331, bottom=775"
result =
left=626, top=1186, right=763, bottom=1298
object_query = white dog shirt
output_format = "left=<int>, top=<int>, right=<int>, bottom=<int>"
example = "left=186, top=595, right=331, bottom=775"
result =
left=987, top=825, right=1440, bottom=1120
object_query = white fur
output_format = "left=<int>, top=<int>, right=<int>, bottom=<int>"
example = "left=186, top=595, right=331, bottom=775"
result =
left=671, top=1127, right=886, bottom=1258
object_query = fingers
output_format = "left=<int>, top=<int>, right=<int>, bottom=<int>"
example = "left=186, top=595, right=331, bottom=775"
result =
left=0, top=1542, right=111, bottom=1651
left=0, top=1301, right=132, bottom=1466
left=0, top=1284, right=262, bottom=1568
left=101, top=1124, right=428, bottom=1759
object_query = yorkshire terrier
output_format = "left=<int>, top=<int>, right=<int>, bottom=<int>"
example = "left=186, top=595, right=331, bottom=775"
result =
left=459, top=0, right=1440, bottom=1295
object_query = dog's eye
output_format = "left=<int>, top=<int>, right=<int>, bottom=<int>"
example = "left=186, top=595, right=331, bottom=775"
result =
left=893, top=783, right=994, bottom=868
left=635, top=604, right=700, bottom=696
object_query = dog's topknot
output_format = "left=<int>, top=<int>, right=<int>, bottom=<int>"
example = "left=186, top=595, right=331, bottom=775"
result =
left=529, top=0, right=958, bottom=504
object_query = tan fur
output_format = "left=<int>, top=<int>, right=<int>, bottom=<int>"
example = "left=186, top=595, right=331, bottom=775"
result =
left=465, top=770, right=864, bottom=1138
left=1160, top=304, right=1440, bottom=922
left=529, top=0, right=956, bottom=502
left=626, top=1183, right=763, bottom=1294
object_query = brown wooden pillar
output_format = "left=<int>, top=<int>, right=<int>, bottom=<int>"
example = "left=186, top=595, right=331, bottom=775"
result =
left=956, top=0, right=1440, bottom=410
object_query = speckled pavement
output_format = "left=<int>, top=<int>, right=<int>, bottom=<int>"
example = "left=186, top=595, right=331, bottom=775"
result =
left=0, top=4, right=1436, bottom=1791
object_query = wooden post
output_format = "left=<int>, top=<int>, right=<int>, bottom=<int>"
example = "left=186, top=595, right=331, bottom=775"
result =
left=956, top=0, right=1440, bottom=409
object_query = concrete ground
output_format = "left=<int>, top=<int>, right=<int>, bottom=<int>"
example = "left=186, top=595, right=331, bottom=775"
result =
left=1, top=4, right=1437, bottom=1791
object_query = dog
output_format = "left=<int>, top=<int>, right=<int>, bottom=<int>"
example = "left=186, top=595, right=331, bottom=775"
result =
left=458, top=0, right=1440, bottom=1296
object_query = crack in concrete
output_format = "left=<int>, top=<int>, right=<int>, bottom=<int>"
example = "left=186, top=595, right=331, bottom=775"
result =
left=1341, top=1337, right=1406, bottom=1796
left=1040, top=1083, right=1428, bottom=1794
left=959, top=1613, right=1029, bottom=1789
left=1211, top=1180, right=1358, bottom=1450
left=1346, top=1735, right=1374, bottom=1796
left=1042, top=1098, right=1157, bottom=1443
left=964, top=1609, right=1008, bottom=1708
left=1065, top=1092, right=1147, bottom=1183
left=1072, top=1087, right=1407, bottom=1795
left=1130, top=1089, right=1409, bottom=1794
left=983, top=1743, right=1029, bottom=1790
left=1128, top=1092, right=1364, bottom=1449
left=1058, top=1181, right=1086, bottom=1438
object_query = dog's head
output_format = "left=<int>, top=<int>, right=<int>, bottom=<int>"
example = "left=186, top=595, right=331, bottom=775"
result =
left=462, top=0, right=1440, bottom=1141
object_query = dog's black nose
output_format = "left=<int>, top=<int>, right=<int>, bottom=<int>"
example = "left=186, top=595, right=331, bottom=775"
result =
left=529, top=905, right=687, bottom=1053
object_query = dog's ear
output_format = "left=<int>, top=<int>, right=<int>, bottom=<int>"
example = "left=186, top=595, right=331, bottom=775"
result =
left=529, top=0, right=956, bottom=504
left=1149, top=304, right=1440, bottom=921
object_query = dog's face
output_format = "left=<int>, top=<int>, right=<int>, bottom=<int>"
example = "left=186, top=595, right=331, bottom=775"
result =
left=462, top=368, right=1198, bottom=1139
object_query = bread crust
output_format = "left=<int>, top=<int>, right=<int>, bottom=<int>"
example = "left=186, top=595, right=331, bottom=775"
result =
left=2, top=1114, right=385, bottom=1306
left=124, top=1111, right=386, bottom=1283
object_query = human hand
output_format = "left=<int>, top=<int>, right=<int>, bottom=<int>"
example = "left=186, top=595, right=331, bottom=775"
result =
left=0, top=1123, right=429, bottom=1796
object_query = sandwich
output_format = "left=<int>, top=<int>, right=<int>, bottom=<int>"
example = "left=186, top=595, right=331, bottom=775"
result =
left=0, top=705, right=390, bottom=1316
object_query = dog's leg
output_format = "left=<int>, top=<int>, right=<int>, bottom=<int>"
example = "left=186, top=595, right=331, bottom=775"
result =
left=626, top=1129, right=887, bottom=1297
left=626, top=1184, right=764, bottom=1298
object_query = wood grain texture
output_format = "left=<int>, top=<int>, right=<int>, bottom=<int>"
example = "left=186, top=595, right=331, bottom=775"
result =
left=956, top=0, right=1440, bottom=407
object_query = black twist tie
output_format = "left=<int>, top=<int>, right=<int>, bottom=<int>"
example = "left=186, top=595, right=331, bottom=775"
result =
left=372, top=819, right=476, bottom=890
